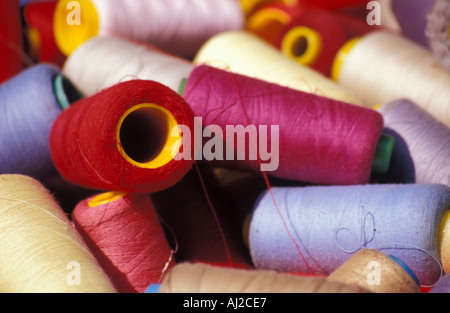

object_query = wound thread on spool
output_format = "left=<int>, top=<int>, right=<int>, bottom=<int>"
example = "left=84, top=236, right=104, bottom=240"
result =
left=153, top=262, right=371, bottom=293
left=0, top=0, right=24, bottom=83
left=49, top=79, right=195, bottom=193
left=327, top=249, right=421, bottom=293
left=0, top=174, right=116, bottom=293
left=72, top=191, right=175, bottom=293
left=249, top=184, right=450, bottom=286
left=332, top=31, right=450, bottom=128
left=0, top=63, right=83, bottom=180
left=53, top=0, right=244, bottom=58
left=62, top=36, right=194, bottom=97
left=426, top=0, right=450, bottom=73
left=279, top=9, right=377, bottom=77
left=182, top=65, right=385, bottom=186
left=376, top=99, right=450, bottom=186
left=429, top=274, right=450, bottom=293
left=193, top=30, right=362, bottom=105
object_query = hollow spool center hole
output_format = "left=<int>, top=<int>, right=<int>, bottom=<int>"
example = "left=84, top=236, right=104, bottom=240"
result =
left=291, top=36, right=308, bottom=57
left=119, top=107, right=169, bottom=164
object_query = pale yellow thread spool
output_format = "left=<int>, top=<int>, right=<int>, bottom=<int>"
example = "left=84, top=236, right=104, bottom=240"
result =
left=0, top=174, right=116, bottom=293
left=332, top=31, right=450, bottom=128
left=327, top=249, right=421, bottom=293
left=194, top=30, right=362, bottom=106
left=158, top=263, right=370, bottom=293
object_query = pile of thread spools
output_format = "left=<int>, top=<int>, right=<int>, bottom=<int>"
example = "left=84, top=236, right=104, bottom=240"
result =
left=0, top=0, right=449, bottom=294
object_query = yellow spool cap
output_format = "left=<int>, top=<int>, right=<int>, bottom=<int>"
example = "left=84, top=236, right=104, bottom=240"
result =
left=246, top=7, right=291, bottom=44
left=438, top=209, right=450, bottom=272
left=89, top=191, right=128, bottom=208
left=281, top=26, right=322, bottom=66
left=116, top=103, right=182, bottom=170
left=54, top=0, right=99, bottom=56
left=331, top=37, right=361, bottom=82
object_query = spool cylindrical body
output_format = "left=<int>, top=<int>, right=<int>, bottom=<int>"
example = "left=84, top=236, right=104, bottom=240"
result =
left=157, top=263, right=370, bottom=293
left=377, top=99, right=450, bottom=186
left=0, top=174, right=116, bottom=293
left=54, top=0, right=244, bottom=58
left=429, top=274, right=450, bottom=293
left=194, top=30, right=362, bottom=105
left=62, top=36, right=194, bottom=97
left=49, top=80, right=195, bottom=192
left=183, top=65, right=384, bottom=186
left=0, top=64, right=80, bottom=180
left=72, top=192, right=175, bottom=293
left=334, top=31, right=450, bottom=128
left=249, top=184, right=450, bottom=286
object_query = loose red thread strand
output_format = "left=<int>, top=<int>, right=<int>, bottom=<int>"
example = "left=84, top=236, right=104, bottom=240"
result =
left=229, top=71, right=316, bottom=274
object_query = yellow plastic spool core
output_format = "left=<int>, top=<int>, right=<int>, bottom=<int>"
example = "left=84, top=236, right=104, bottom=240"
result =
left=281, top=26, right=322, bottom=66
left=246, top=7, right=291, bottom=44
left=88, top=191, right=128, bottom=208
left=331, top=37, right=361, bottom=82
left=116, top=103, right=182, bottom=170
left=54, top=0, right=99, bottom=56
left=438, top=209, right=450, bottom=272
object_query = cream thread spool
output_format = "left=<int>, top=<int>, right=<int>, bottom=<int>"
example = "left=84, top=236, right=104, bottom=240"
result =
left=0, top=174, right=116, bottom=293
left=193, top=30, right=362, bottom=106
left=327, top=249, right=421, bottom=293
left=154, top=263, right=371, bottom=293
left=62, top=36, right=194, bottom=97
left=332, top=31, right=450, bottom=128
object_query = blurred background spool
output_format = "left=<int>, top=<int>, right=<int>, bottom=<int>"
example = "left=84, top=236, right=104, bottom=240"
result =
left=0, top=174, right=116, bottom=293
left=245, top=0, right=306, bottom=46
left=49, top=79, right=195, bottom=193
left=153, top=262, right=371, bottom=293
left=429, top=274, right=450, bottom=293
left=374, top=99, right=450, bottom=186
left=151, top=164, right=253, bottom=268
left=193, top=30, right=362, bottom=106
left=62, top=36, right=194, bottom=96
left=53, top=0, right=244, bottom=58
left=0, top=0, right=24, bottom=84
left=426, top=0, right=450, bottom=73
left=391, top=0, right=436, bottom=48
left=332, top=31, right=450, bottom=128
left=72, top=191, right=175, bottom=293
left=249, top=184, right=450, bottom=286
left=278, top=8, right=377, bottom=77
left=327, top=249, right=421, bottom=293
left=182, top=65, right=388, bottom=186
left=0, top=63, right=83, bottom=180
left=23, top=0, right=66, bottom=66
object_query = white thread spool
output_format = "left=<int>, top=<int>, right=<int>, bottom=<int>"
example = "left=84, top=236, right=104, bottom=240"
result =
left=62, top=36, right=194, bottom=96
left=54, top=0, right=244, bottom=58
left=333, top=31, right=450, bottom=128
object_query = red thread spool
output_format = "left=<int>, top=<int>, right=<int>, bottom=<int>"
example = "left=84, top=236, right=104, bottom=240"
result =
left=182, top=65, right=384, bottom=186
left=72, top=191, right=175, bottom=293
left=246, top=1, right=306, bottom=46
left=24, top=0, right=66, bottom=66
left=278, top=9, right=376, bottom=76
left=151, top=164, right=253, bottom=268
left=50, top=80, right=195, bottom=193
left=0, top=0, right=23, bottom=84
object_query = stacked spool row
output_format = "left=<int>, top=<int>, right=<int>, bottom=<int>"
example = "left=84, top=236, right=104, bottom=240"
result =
left=0, top=0, right=448, bottom=293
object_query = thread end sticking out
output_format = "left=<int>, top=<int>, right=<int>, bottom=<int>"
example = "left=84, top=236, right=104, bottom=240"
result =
left=372, top=134, right=395, bottom=174
left=53, top=74, right=84, bottom=110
